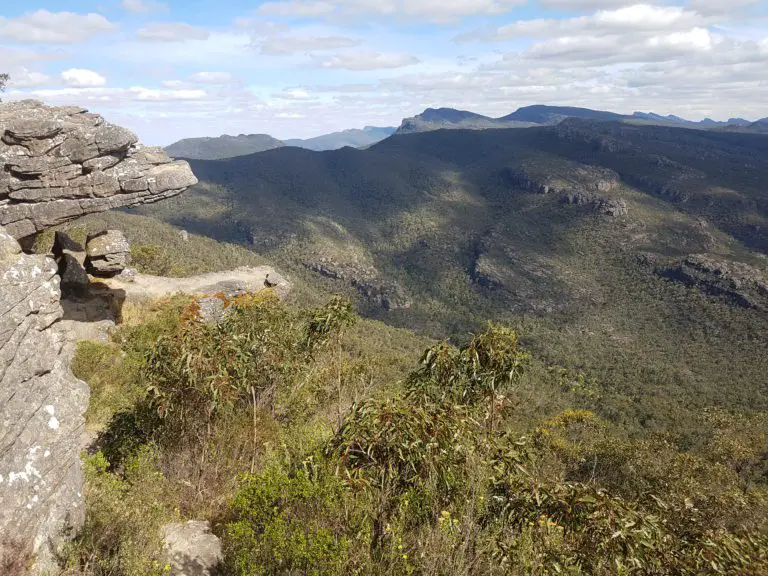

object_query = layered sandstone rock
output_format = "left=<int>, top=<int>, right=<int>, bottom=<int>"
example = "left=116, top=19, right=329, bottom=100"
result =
left=0, top=100, right=197, bottom=240
left=85, top=229, right=131, bottom=276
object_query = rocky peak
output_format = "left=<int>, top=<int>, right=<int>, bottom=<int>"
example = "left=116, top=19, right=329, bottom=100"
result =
left=0, top=100, right=197, bottom=240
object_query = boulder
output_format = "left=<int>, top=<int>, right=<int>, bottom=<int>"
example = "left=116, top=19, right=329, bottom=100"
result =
left=0, top=100, right=198, bottom=240
left=161, top=521, right=222, bottom=576
left=85, top=230, right=131, bottom=276
left=59, top=253, right=90, bottom=296
left=197, top=296, right=229, bottom=325
left=53, top=231, right=89, bottom=296
left=118, top=268, right=138, bottom=283
left=0, top=226, right=89, bottom=574
left=53, top=230, right=86, bottom=263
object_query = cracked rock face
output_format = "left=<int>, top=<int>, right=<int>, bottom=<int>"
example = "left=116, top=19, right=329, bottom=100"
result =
left=1, top=100, right=198, bottom=240
left=0, top=226, right=89, bottom=573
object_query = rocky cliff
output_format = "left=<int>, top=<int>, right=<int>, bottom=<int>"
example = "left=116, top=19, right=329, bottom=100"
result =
left=0, top=100, right=197, bottom=574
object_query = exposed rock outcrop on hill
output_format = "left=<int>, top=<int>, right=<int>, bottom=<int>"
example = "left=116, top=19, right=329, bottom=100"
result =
left=1, top=100, right=197, bottom=240
left=307, top=259, right=410, bottom=311
left=561, top=190, right=628, bottom=217
left=0, top=101, right=198, bottom=574
left=664, top=254, right=768, bottom=311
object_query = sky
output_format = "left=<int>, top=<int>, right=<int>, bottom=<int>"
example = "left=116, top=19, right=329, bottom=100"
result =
left=1, top=0, right=767, bottom=145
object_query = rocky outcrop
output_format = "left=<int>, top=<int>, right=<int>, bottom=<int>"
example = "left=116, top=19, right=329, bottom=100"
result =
left=162, top=520, right=222, bottom=576
left=664, top=254, right=768, bottom=311
left=307, top=259, right=410, bottom=311
left=561, top=190, right=628, bottom=217
left=85, top=230, right=130, bottom=276
left=0, top=101, right=198, bottom=574
left=500, top=165, right=621, bottom=197
left=53, top=231, right=89, bottom=295
left=1, top=100, right=197, bottom=240
left=0, top=226, right=89, bottom=574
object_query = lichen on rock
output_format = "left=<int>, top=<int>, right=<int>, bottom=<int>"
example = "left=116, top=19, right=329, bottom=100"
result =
left=0, top=225, right=89, bottom=573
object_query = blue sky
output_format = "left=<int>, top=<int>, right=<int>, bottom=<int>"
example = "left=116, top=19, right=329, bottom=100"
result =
left=2, top=0, right=767, bottom=145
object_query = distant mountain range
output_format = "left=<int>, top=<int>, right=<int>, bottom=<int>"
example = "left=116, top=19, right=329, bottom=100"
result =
left=285, top=126, right=396, bottom=151
left=165, top=126, right=396, bottom=160
left=396, top=105, right=764, bottom=134
left=164, top=105, right=768, bottom=162
left=164, top=134, right=285, bottom=160
left=723, top=118, right=768, bottom=134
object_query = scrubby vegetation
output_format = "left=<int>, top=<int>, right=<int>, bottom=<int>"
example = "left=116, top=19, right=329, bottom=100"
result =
left=67, top=290, right=768, bottom=575
left=56, top=121, right=768, bottom=574
left=127, top=122, right=768, bottom=446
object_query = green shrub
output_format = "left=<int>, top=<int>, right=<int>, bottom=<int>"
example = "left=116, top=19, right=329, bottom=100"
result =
left=131, top=244, right=187, bottom=276
left=72, top=341, right=144, bottom=431
left=224, top=462, right=363, bottom=576
left=64, top=448, right=173, bottom=576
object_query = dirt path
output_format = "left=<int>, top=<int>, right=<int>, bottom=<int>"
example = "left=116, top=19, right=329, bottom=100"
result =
left=102, top=265, right=290, bottom=300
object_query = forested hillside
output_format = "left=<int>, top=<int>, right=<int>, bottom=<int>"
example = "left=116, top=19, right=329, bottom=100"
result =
left=130, top=120, right=768, bottom=442
left=56, top=120, right=768, bottom=575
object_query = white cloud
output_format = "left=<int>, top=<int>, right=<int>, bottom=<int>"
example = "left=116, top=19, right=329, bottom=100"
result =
left=0, top=10, right=115, bottom=44
left=458, top=4, right=705, bottom=42
left=258, top=0, right=528, bottom=23
left=61, top=68, right=107, bottom=87
left=0, top=46, right=65, bottom=70
left=122, top=0, right=169, bottom=14
left=161, top=80, right=186, bottom=89
left=137, top=22, right=211, bottom=42
left=274, top=88, right=314, bottom=100
left=688, top=0, right=761, bottom=16
left=188, top=71, right=233, bottom=84
left=539, top=0, right=656, bottom=9
left=129, top=87, right=207, bottom=100
left=8, top=69, right=53, bottom=88
left=259, top=35, right=361, bottom=55
left=646, top=27, right=717, bottom=52
left=315, top=51, right=420, bottom=70
left=258, top=1, right=336, bottom=18
left=7, top=85, right=209, bottom=105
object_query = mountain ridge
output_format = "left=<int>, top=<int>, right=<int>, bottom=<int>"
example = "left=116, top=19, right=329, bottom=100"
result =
left=163, top=106, right=768, bottom=161
left=395, top=104, right=767, bottom=135
left=165, top=126, right=396, bottom=159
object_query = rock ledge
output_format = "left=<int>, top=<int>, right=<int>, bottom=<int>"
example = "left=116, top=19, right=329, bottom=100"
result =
left=1, top=100, right=197, bottom=239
